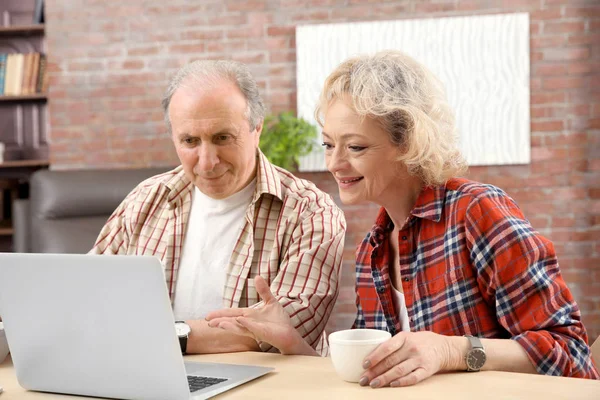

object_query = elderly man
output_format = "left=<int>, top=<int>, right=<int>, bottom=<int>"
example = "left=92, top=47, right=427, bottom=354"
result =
left=91, top=60, right=346, bottom=356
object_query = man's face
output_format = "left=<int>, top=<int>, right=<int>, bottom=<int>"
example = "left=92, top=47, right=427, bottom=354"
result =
left=169, top=80, right=261, bottom=199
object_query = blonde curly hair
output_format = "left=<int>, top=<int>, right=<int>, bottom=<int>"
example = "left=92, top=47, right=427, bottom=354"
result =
left=315, top=50, right=467, bottom=187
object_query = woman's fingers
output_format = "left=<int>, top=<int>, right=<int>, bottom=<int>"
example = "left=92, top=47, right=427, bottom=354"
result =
left=363, top=333, right=406, bottom=370
left=389, top=368, right=428, bottom=387
left=363, top=358, right=420, bottom=388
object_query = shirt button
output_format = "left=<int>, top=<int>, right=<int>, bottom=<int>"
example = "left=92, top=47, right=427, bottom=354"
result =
left=402, top=236, right=407, bottom=240
left=403, top=277, right=410, bottom=282
left=376, top=286, right=386, bottom=293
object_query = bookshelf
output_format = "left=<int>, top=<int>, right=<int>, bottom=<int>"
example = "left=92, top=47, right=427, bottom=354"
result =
left=0, top=24, right=44, bottom=36
left=0, top=93, right=46, bottom=101
left=0, top=0, right=48, bottom=251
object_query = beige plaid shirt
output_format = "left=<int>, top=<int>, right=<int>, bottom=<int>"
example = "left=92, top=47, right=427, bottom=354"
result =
left=91, top=152, right=346, bottom=354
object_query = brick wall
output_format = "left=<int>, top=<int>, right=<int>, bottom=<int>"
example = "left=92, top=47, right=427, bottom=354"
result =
left=45, top=0, right=600, bottom=340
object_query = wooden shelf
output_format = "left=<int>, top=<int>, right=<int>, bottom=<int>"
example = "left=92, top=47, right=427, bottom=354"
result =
left=0, top=221, right=12, bottom=236
left=0, top=94, right=47, bottom=102
left=0, top=24, right=44, bottom=36
left=0, top=159, right=49, bottom=168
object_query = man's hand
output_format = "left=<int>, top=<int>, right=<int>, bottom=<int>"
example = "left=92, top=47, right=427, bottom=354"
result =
left=359, top=331, right=453, bottom=388
left=206, top=276, right=317, bottom=356
left=184, top=318, right=260, bottom=354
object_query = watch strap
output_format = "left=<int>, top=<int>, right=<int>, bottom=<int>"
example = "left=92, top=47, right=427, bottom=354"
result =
left=179, top=335, right=188, bottom=354
left=175, top=321, right=189, bottom=355
left=466, top=335, right=483, bottom=350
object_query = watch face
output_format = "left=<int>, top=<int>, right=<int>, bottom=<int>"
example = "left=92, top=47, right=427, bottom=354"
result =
left=175, top=322, right=191, bottom=336
left=467, top=348, right=486, bottom=370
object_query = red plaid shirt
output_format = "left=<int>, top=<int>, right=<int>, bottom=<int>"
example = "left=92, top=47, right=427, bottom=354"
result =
left=353, top=178, right=599, bottom=379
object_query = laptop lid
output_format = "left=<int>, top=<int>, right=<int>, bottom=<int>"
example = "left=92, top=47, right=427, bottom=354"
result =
left=0, top=253, right=272, bottom=400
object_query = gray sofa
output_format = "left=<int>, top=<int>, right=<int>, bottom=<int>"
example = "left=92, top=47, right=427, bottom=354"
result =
left=13, top=168, right=169, bottom=253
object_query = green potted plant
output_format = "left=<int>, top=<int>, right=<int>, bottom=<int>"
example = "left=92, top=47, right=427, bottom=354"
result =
left=259, top=111, right=317, bottom=171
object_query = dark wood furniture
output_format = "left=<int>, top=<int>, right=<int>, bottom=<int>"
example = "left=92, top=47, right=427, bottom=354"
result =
left=0, top=0, right=48, bottom=251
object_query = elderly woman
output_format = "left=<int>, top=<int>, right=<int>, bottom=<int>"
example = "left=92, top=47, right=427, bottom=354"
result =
left=207, top=50, right=599, bottom=386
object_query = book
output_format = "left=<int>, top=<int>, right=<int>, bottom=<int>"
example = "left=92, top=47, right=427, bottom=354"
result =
left=0, top=54, right=7, bottom=95
left=21, top=53, right=32, bottom=95
left=4, top=54, right=15, bottom=96
left=29, top=53, right=40, bottom=95
left=12, top=54, right=24, bottom=96
left=36, top=54, right=46, bottom=94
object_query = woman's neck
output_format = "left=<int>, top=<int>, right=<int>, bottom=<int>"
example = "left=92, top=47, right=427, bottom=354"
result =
left=381, top=175, right=423, bottom=230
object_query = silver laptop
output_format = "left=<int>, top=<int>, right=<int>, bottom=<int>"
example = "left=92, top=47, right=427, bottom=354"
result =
left=0, top=253, right=273, bottom=399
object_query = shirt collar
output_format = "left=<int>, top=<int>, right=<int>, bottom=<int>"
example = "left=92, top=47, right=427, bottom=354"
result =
left=163, top=149, right=283, bottom=205
left=369, top=183, right=447, bottom=247
left=253, top=149, right=283, bottom=203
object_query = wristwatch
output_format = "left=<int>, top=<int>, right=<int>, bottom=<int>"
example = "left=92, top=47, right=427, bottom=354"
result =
left=175, top=321, right=191, bottom=354
left=465, top=335, right=486, bottom=372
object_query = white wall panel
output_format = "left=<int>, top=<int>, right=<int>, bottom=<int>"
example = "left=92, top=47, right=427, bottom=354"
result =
left=296, top=13, right=530, bottom=171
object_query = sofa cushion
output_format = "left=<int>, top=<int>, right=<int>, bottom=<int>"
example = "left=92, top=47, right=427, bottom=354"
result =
left=30, top=168, right=169, bottom=219
left=33, top=216, right=111, bottom=254
left=27, top=168, right=170, bottom=253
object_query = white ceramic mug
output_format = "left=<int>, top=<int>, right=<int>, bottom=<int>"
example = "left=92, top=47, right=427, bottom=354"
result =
left=0, top=322, right=9, bottom=363
left=328, top=328, right=391, bottom=382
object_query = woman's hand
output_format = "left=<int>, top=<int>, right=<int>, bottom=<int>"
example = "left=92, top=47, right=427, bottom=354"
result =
left=360, top=331, right=453, bottom=388
left=205, top=276, right=318, bottom=356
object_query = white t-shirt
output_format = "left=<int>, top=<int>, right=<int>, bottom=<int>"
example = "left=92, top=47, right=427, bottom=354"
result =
left=391, top=284, right=411, bottom=332
left=172, top=180, right=255, bottom=320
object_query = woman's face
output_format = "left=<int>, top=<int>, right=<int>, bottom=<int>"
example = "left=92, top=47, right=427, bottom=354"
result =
left=322, top=97, right=408, bottom=206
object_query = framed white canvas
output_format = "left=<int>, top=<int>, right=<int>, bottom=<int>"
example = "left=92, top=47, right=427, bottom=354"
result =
left=296, top=13, right=530, bottom=171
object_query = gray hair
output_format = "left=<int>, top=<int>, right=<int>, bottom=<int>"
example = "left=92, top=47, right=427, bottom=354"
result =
left=316, top=50, right=467, bottom=187
left=161, top=59, right=266, bottom=132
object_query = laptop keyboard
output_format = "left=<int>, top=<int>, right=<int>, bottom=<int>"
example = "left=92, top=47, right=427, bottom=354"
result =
left=187, top=375, right=229, bottom=393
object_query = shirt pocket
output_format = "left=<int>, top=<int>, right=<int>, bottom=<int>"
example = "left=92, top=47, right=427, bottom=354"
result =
left=417, top=264, right=466, bottom=298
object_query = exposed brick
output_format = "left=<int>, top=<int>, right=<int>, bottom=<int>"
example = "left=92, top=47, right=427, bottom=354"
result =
left=531, top=92, right=566, bottom=104
left=531, top=35, right=567, bottom=48
left=543, top=47, right=590, bottom=61
left=543, top=76, right=587, bottom=90
left=181, top=30, right=224, bottom=41
left=567, top=33, right=600, bottom=46
left=211, top=15, right=248, bottom=26
left=530, top=8, right=563, bottom=20
left=531, top=120, right=564, bottom=132
left=534, top=64, right=568, bottom=76
left=544, top=21, right=586, bottom=34
left=225, top=0, right=267, bottom=12
left=128, top=46, right=162, bottom=56
left=563, top=5, right=600, bottom=18
left=414, top=2, right=456, bottom=13
left=290, top=10, right=330, bottom=22
left=531, top=147, right=568, bottom=161
left=267, top=25, right=295, bottom=36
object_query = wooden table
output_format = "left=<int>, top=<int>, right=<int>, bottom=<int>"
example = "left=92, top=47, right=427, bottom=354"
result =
left=1, top=352, right=598, bottom=399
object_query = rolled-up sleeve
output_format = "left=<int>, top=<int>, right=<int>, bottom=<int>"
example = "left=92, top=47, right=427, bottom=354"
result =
left=271, top=204, right=346, bottom=356
left=466, top=194, right=599, bottom=379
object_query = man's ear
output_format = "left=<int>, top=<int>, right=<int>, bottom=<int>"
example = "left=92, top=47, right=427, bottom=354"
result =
left=254, top=119, right=264, bottom=143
